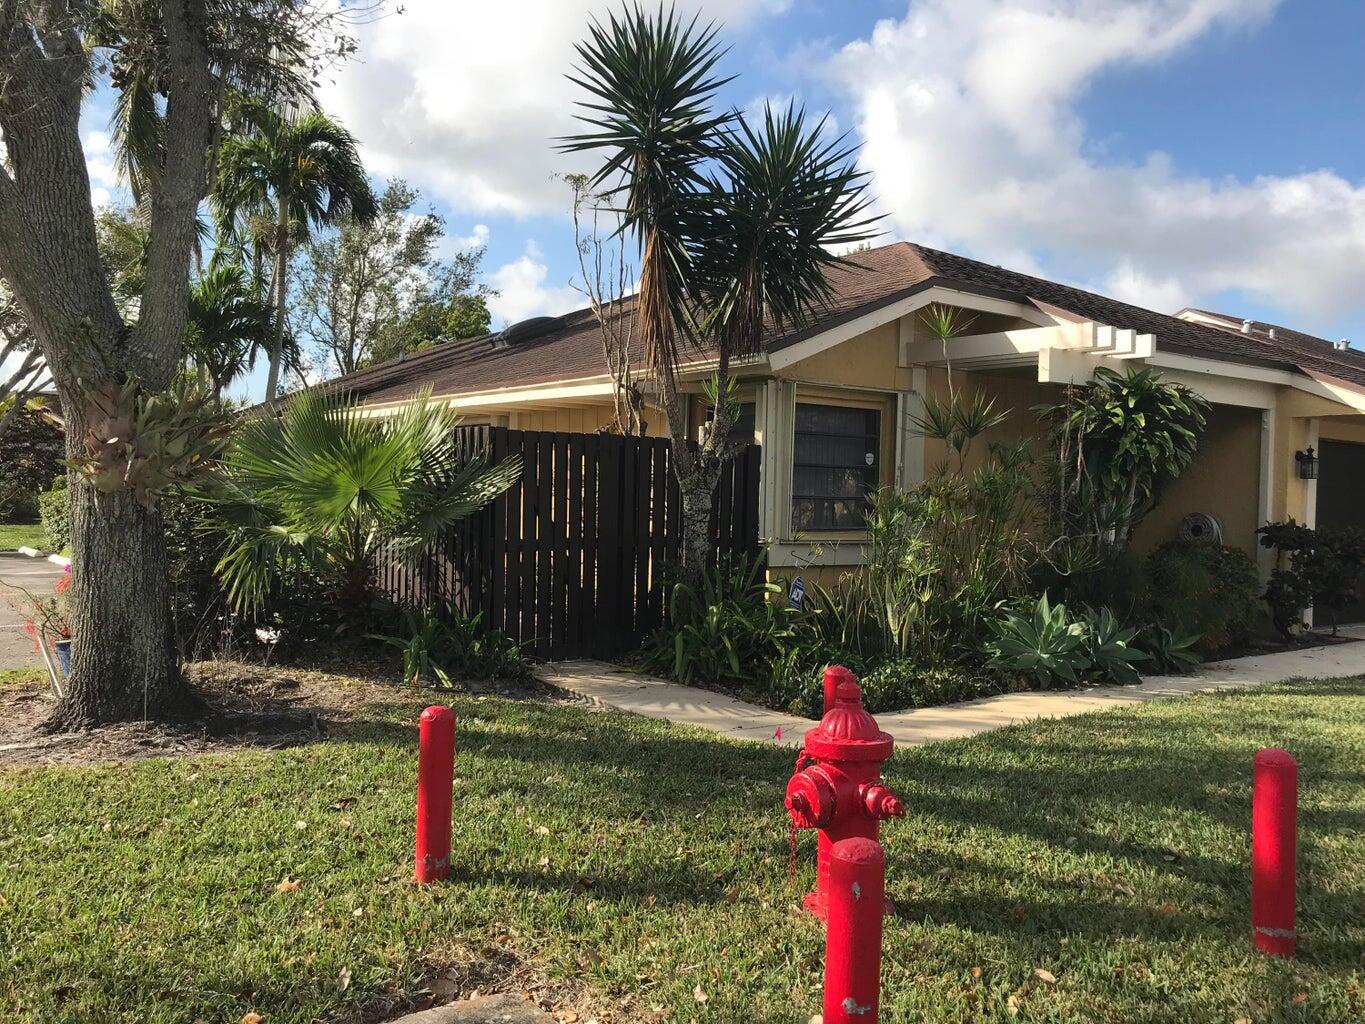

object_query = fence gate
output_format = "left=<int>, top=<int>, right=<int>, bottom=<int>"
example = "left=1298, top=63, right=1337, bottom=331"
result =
left=381, top=427, right=762, bottom=660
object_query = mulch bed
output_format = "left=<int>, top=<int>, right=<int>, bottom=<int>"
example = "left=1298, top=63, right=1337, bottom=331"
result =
left=0, top=652, right=569, bottom=770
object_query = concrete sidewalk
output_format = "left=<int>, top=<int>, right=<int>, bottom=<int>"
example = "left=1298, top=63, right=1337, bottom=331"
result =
left=538, top=627, right=1365, bottom=748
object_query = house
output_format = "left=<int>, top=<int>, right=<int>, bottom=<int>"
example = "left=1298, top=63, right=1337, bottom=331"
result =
left=332, top=240, right=1365, bottom=589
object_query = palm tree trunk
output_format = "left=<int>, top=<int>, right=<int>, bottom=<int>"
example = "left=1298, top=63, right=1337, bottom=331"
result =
left=264, top=224, right=289, bottom=401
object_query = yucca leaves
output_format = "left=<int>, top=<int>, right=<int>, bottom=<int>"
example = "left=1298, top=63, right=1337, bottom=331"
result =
left=211, top=390, right=519, bottom=618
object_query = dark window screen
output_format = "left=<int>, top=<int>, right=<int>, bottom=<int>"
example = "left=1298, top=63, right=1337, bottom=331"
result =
left=791, top=403, right=880, bottom=531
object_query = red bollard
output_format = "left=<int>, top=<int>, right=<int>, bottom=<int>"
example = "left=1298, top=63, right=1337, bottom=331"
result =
left=414, top=706, right=456, bottom=883
left=824, top=837, right=885, bottom=1024
left=823, top=665, right=856, bottom=716
left=1252, top=747, right=1297, bottom=957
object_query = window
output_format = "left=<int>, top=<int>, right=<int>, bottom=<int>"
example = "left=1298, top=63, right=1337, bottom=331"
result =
left=700, top=401, right=757, bottom=445
left=791, top=403, right=880, bottom=531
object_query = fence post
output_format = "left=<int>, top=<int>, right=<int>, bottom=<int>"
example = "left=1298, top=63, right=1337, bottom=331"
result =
left=823, top=837, right=885, bottom=1024
left=414, top=706, right=456, bottom=883
left=1252, top=747, right=1297, bottom=957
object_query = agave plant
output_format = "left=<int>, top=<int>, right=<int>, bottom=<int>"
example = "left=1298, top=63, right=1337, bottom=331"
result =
left=1139, top=624, right=1202, bottom=674
left=1079, top=606, right=1149, bottom=685
left=984, top=594, right=1089, bottom=688
left=209, top=389, right=520, bottom=628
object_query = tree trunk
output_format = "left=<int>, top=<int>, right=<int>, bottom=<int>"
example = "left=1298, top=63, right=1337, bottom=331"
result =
left=264, top=229, right=289, bottom=400
left=46, top=476, right=198, bottom=729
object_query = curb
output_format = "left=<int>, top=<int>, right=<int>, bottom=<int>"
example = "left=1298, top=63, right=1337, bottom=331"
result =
left=10, top=546, right=69, bottom=569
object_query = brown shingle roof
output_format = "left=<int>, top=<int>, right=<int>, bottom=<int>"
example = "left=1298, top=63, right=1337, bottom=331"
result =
left=334, top=240, right=1364, bottom=404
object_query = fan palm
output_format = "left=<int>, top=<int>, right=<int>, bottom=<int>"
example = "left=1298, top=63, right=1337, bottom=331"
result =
left=561, top=6, right=878, bottom=574
left=210, top=390, right=520, bottom=628
left=215, top=107, right=378, bottom=400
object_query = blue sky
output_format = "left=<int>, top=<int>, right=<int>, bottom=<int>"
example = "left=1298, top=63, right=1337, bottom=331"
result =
left=77, top=1, right=1365, bottom=400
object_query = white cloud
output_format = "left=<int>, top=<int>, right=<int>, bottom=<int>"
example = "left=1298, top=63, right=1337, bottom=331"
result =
left=320, top=0, right=788, bottom=218
left=486, top=241, right=582, bottom=327
left=83, top=129, right=117, bottom=208
left=830, top=0, right=1365, bottom=323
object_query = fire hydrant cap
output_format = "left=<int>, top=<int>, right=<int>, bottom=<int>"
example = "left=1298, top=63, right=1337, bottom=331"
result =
left=803, top=680, right=894, bottom=762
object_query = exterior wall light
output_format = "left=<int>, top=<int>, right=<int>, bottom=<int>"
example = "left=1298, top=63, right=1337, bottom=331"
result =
left=1295, top=447, right=1318, bottom=480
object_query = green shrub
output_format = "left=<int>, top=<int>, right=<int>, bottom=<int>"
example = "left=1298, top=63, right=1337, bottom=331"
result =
left=371, top=604, right=529, bottom=686
left=1146, top=541, right=1258, bottom=654
left=37, top=476, right=69, bottom=551
left=0, top=480, right=38, bottom=523
left=1258, top=520, right=1365, bottom=637
left=641, top=554, right=808, bottom=687
left=0, top=402, right=64, bottom=524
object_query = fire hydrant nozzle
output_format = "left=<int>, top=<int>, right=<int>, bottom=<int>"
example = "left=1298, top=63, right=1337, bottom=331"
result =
left=860, top=783, right=906, bottom=821
left=785, top=672, right=904, bottom=919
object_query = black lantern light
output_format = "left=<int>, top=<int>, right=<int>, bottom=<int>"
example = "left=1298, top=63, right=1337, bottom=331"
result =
left=1295, top=447, right=1319, bottom=480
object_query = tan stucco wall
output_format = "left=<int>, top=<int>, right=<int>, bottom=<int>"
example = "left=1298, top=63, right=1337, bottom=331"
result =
left=1130, top=403, right=1263, bottom=557
left=507, top=403, right=670, bottom=436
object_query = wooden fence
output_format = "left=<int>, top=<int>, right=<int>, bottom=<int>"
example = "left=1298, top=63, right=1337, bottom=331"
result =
left=381, top=427, right=762, bottom=660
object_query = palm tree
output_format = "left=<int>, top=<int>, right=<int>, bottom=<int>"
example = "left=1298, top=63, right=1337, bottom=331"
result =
left=561, top=6, right=877, bottom=575
left=215, top=108, right=378, bottom=400
left=210, top=390, right=521, bottom=629
left=185, top=263, right=283, bottom=397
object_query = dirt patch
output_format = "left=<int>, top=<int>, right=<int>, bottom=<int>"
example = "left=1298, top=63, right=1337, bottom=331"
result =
left=370, top=935, right=663, bottom=1024
left=0, top=654, right=571, bottom=770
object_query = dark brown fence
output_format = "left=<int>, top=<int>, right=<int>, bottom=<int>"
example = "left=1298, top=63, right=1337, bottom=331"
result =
left=381, top=426, right=762, bottom=661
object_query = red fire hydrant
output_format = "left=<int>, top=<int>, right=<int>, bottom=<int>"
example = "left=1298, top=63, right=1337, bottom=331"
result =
left=785, top=671, right=905, bottom=918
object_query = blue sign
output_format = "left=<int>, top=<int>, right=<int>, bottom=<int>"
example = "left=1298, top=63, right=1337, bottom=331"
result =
left=788, top=575, right=805, bottom=609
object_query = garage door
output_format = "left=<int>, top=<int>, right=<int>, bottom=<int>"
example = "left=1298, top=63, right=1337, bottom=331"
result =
left=1313, top=439, right=1365, bottom=624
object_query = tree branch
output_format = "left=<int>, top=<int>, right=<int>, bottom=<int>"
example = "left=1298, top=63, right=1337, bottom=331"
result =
left=134, top=0, right=215, bottom=386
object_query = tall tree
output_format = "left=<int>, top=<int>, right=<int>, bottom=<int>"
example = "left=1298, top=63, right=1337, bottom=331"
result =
left=291, top=178, right=490, bottom=377
left=561, top=6, right=876, bottom=574
left=0, top=0, right=372, bottom=728
left=215, top=106, right=377, bottom=399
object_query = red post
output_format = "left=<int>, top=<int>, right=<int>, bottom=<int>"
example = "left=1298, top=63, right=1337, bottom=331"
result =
left=1252, top=747, right=1297, bottom=957
left=414, top=706, right=455, bottom=883
left=823, top=837, right=885, bottom=1024
left=823, top=665, right=855, bottom=716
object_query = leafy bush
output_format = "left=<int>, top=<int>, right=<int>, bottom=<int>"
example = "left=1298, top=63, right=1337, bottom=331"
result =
left=852, top=659, right=998, bottom=715
left=1258, top=520, right=1365, bottom=637
left=37, top=476, right=69, bottom=551
left=371, top=604, right=529, bottom=686
left=207, top=390, right=519, bottom=631
left=0, top=402, right=63, bottom=524
left=1038, top=366, right=1208, bottom=560
left=1146, top=541, right=1258, bottom=653
left=641, top=555, right=808, bottom=686
left=983, top=594, right=1089, bottom=687
left=163, top=495, right=346, bottom=659
left=0, top=479, right=38, bottom=523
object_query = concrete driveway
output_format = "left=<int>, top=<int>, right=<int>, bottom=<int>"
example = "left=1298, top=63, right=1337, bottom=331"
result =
left=0, top=553, right=63, bottom=671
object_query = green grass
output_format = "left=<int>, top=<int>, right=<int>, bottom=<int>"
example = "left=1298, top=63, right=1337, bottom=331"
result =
left=0, top=668, right=43, bottom=688
left=1, top=681, right=1362, bottom=1024
left=0, top=522, right=46, bottom=550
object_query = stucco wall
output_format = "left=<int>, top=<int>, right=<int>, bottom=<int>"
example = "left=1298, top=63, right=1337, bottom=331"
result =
left=1129, top=403, right=1263, bottom=557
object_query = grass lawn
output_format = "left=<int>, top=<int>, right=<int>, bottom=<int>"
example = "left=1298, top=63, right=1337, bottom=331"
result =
left=0, top=522, right=46, bottom=550
left=1, top=680, right=1362, bottom=1023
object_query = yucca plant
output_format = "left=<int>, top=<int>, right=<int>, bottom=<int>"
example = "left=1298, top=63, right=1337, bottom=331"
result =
left=208, top=389, right=520, bottom=629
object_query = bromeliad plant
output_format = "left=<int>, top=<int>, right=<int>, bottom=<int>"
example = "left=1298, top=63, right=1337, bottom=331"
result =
left=209, top=389, right=520, bottom=631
